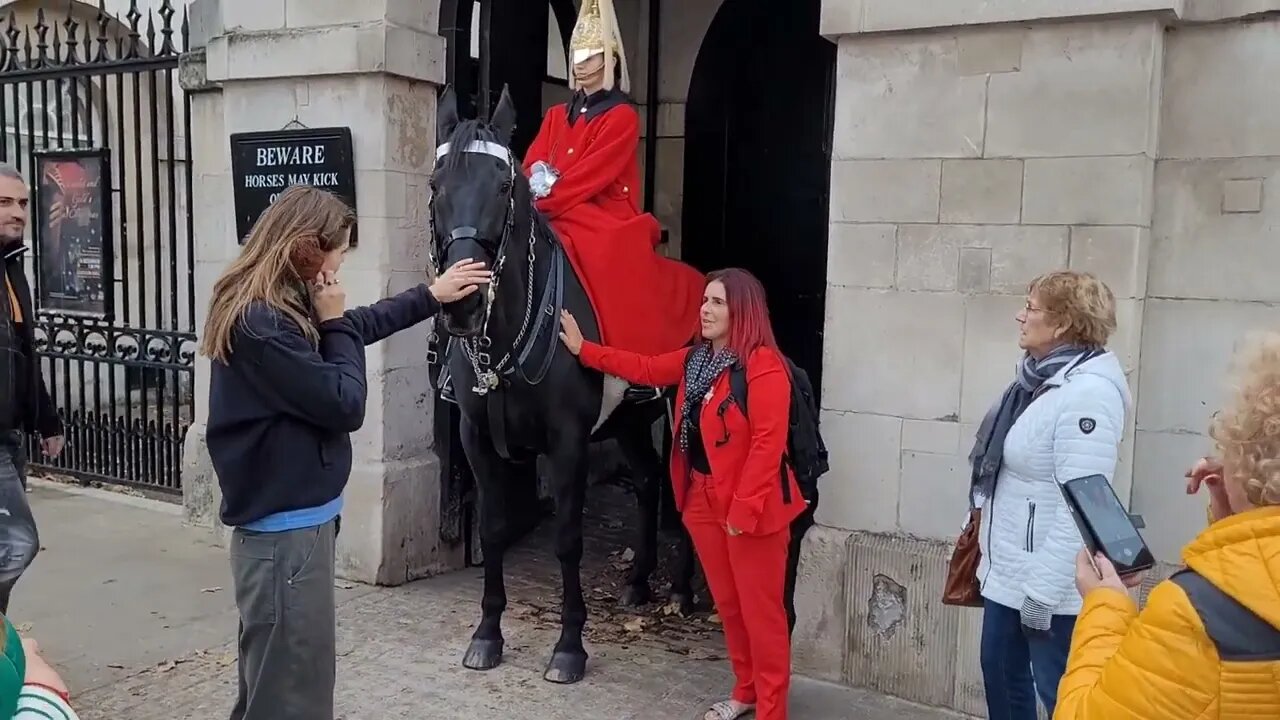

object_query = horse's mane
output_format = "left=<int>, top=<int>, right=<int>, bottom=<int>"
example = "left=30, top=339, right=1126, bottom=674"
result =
left=436, top=119, right=500, bottom=173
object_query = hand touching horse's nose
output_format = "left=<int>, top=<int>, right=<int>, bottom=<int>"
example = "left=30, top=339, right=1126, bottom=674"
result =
left=559, top=310, right=584, bottom=356
left=430, top=258, right=492, bottom=303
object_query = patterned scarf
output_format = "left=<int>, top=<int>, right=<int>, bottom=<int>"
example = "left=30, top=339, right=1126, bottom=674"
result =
left=968, top=344, right=1094, bottom=506
left=679, top=342, right=739, bottom=451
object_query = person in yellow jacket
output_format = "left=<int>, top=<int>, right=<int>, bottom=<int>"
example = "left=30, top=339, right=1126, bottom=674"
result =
left=1054, top=331, right=1280, bottom=719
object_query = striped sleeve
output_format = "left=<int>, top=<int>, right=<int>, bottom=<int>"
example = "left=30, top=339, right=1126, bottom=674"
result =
left=15, top=684, right=80, bottom=719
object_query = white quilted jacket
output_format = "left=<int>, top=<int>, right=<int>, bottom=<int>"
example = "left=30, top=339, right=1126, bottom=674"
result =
left=976, top=351, right=1131, bottom=615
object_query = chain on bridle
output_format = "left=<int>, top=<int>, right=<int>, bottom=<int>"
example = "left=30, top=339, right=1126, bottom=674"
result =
left=427, top=139, right=540, bottom=396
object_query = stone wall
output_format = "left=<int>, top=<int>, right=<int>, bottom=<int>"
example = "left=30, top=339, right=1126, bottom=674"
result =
left=800, top=0, right=1280, bottom=714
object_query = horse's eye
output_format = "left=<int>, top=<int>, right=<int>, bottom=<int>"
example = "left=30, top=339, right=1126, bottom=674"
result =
left=500, top=179, right=513, bottom=194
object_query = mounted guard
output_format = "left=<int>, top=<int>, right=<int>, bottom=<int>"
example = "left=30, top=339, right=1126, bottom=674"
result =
left=438, top=0, right=704, bottom=402
left=527, top=0, right=704, bottom=356
left=423, top=0, right=707, bottom=685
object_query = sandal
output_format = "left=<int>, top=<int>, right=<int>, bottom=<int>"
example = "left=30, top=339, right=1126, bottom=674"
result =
left=704, top=700, right=755, bottom=720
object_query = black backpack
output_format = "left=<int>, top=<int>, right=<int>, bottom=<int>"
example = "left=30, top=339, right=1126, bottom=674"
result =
left=727, top=355, right=829, bottom=505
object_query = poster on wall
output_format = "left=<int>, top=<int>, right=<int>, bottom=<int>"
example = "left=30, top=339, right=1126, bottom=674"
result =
left=229, top=126, right=358, bottom=245
left=33, top=148, right=113, bottom=320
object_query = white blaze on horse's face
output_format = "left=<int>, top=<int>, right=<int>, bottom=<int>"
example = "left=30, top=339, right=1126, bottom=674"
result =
left=700, top=280, right=731, bottom=345
left=431, top=137, right=515, bottom=336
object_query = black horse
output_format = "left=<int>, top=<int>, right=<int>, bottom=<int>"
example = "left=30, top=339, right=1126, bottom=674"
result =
left=428, top=86, right=697, bottom=684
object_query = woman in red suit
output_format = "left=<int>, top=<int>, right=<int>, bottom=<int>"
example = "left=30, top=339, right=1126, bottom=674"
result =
left=559, top=268, right=804, bottom=720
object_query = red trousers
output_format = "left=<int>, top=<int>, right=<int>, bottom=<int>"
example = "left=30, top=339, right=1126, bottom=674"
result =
left=685, top=473, right=792, bottom=720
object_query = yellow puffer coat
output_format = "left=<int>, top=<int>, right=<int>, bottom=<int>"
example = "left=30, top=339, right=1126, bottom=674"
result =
left=1054, top=505, right=1280, bottom=719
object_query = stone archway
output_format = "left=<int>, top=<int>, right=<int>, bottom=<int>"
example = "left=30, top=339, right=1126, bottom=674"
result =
left=681, top=0, right=835, bottom=396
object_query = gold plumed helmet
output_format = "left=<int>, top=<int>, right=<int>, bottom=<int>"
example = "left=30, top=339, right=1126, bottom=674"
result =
left=569, top=0, right=630, bottom=94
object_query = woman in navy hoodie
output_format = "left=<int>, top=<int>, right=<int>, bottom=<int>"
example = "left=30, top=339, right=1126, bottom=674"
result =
left=200, top=186, right=489, bottom=720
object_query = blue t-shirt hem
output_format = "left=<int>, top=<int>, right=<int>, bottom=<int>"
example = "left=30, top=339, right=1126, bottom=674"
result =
left=239, top=496, right=343, bottom=533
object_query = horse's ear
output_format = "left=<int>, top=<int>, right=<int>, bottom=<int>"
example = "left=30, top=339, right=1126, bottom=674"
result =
left=492, top=85, right=517, bottom=145
left=438, top=85, right=460, bottom=142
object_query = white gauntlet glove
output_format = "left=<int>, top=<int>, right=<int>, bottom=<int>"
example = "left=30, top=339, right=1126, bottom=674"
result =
left=529, top=161, right=560, bottom=199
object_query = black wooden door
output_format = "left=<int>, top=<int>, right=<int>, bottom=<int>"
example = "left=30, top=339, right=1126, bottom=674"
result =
left=682, top=0, right=835, bottom=397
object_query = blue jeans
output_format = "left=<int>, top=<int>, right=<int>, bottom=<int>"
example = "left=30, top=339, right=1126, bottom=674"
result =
left=980, top=598, right=1076, bottom=720
left=0, top=438, right=36, bottom=614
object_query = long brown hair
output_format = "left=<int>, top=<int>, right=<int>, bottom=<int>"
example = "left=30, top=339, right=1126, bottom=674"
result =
left=199, top=186, right=355, bottom=363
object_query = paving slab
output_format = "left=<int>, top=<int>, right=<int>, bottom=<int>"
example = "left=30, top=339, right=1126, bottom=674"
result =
left=16, top=480, right=963, bottom=720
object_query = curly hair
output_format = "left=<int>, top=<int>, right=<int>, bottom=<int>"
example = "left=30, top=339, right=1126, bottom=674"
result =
left=1028, top=271, right=1117, bottom=348
left=1210, top=331, right=1280, bottom=508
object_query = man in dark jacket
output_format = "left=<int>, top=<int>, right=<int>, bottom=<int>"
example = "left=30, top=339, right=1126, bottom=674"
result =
left=0, top=163, right=64, bottom=614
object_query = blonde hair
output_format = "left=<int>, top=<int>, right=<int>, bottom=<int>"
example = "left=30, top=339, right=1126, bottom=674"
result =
left=199, top=186, right=355, bottom=363
left=1210, top=332, right=1280, bottom=508
left=1028, top=271, right=1117, bottom=348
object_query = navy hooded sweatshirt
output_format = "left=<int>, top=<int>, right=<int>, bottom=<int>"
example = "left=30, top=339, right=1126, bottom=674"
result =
left=206, top=284, right=439, bottom=527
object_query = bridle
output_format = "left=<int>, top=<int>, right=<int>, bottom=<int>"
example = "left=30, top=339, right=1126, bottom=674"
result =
left=427, top=138, right=541, bottom=396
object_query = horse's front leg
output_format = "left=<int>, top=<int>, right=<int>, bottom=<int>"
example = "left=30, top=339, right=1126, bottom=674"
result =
left=460, top=419, right=511, bottom=672
left=542, top=432, right=590, bottom=684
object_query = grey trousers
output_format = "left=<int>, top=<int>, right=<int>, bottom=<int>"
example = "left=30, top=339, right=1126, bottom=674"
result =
left=0, top=436, right=36, bottom=615
left=229, top=519, right=337, bottom=720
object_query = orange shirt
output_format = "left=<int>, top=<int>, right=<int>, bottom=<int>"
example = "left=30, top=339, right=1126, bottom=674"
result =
left=4, top=276, right=20, bottom=323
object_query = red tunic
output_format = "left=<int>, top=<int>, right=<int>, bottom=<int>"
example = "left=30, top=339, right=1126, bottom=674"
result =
left=524, top=97, right=703, bottom=356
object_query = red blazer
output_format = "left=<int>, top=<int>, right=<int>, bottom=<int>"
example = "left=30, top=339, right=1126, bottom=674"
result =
left=578, top=342, right=806, bottom=537
left=523, top=102, right=643, bottom=225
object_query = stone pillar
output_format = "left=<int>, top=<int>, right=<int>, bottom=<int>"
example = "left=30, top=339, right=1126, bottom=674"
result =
left=180, top=0, right=460, bottom=584
left=796, top=0, right=1175, bottom=712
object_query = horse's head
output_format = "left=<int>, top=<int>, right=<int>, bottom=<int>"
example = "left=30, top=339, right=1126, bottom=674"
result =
left=430, top=86, right=521, bottom=338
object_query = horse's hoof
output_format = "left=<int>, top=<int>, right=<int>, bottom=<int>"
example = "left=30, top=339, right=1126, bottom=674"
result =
left=670, top=592, right=697, bottom=617
left=619, top=583, right=652, bottom=608
left=542, top=650, right=587, bottom=684
left=462, top=638, right=504, bottom=671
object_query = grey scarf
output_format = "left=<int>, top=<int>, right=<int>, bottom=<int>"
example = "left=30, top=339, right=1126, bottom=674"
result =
left=968, top=345, right=1094, bottom=506
left=679, top=342, right=739, bottom=451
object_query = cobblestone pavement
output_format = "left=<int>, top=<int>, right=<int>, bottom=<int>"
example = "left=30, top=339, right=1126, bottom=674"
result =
left=24, top=479, right=963, bottom=720
left=77, top=580, right=961, bottom=720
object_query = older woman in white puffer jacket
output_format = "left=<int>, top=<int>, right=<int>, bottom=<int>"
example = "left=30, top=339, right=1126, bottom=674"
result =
left=966, top=271, right=1130, bottom=720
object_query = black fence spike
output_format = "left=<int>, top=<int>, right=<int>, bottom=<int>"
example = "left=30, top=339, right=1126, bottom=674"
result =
left=94, top=0, right=110, bottom=62
left=62, top=5, right=81, bottom=67
left=33, top=7, right=48, bottom=68
left=4, top=12, right=21, bottom=72
left=158, top=0, right=176, bottom=56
